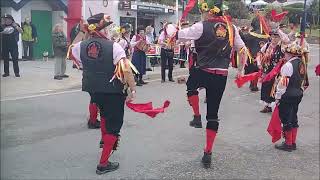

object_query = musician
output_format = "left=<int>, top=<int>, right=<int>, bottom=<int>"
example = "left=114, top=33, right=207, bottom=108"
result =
left=70, top=13, right=136, bottom=174
left=274, top=42, right=306, bottom=152
left=166, top=0, right=248, bottom=168
left=158, top=22, right=176, bottom=83
left=1, top=14, right=23, bottom=77
left=131, top=25, right=151, bottom=86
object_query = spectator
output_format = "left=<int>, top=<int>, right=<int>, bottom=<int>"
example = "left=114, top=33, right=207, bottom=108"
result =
left=1, top=14, right=22, bottom=77
left=131, top=26, right=150, bottom=86
left=21, top=17, right=37, bottom=60
left=145, top=25, right=154, bottom=71
left=52, top=24, right=68, bottom=80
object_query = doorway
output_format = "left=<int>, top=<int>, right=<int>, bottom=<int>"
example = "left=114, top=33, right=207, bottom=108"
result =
left=31, top=10, right=53, bottom=59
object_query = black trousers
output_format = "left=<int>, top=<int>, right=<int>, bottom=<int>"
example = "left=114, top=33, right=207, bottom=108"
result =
left=186, top=68, right=227, bottom=131
left=261, top=78, right=275, bottom=104
left=279, top=95, right=303, bottom=131
left=160, top=48, right=174, bottom=81
left=91, top=93, right=126, bottom=136
left=22, top=40, right=33, bottom=60
left=2, top=43, right=19, bottom=75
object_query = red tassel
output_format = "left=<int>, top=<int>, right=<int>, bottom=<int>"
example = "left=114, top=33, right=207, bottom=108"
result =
left=267, top=106, right=282, bottom=143
left=181, top=0, right=197, bottom=20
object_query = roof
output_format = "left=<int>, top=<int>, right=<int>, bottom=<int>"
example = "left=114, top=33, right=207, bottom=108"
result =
left=1, top=0, right=67, bottom=13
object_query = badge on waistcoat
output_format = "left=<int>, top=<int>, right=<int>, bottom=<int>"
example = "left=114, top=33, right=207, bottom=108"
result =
left=86, top=41, right=102, bottom=59
left=214, top=23, right=227, bottom=39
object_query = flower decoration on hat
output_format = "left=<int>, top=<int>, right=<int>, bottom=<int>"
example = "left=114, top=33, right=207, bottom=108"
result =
left=283, top=42, right=304, bottom=56
left=198, top=0, right=221, bottom=15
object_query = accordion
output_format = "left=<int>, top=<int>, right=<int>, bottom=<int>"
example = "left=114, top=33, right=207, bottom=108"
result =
left=136, top=40, right=150, bottom=52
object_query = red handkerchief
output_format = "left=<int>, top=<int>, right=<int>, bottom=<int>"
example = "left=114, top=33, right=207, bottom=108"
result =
left=235, top=71, right=261, bottom=88
left=267, top=106, right=282, bottom=143
left=126, top=100, right=170, bottom=118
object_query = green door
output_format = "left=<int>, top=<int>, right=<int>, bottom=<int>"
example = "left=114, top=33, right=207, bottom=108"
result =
left=31, top=10, right=52, bottom=59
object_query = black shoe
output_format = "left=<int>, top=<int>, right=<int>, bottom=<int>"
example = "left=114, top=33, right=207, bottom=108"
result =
left=189, top=115, right=202, bottom=128
left=161, top=80, right=165, bottom=83
left=96, top=161, right=119, bottom=175
left=87, top=120, right=100, bottom=129
left=136, top=82, right=143, bottom=86
left=260, top=106, right=272, bottom=113
left=2, top=74, right=9, bottom=77
left=201, top=152, right=212, bottom=168
left=292, top=143, right=297, bottom=150
left=169, top=79, right=175, bottom=82
left=61, top=74, right=69, bottom=78
left=139, top=80, right=148, bottom=85
left=146, top=68, right=152, bottom=71
left=99, top=139, right=104, bottom=148
left=275, top=142, right=293, bottom=152
left=250, top=86, right=259, bottom=92
left=54, top=76, right=63, bottom=80
left=15, top=74, right=20, bottom=77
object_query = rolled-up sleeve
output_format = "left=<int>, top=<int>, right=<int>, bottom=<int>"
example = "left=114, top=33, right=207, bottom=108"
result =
left=71, top=41, right=82, bottom=67
left=113, top=42, right=127, bottom=65
left=233, top=25, right=246, bottom=51
left=178, top=22, right=203, bottom=40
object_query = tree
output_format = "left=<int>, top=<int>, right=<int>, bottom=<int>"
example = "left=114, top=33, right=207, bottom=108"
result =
left=308, top=0, right=320, bottom=26
left=226, top=0, right=249, bottom=19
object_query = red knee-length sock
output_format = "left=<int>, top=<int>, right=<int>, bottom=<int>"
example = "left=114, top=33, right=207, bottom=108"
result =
left=188, top=95, right=200, bottom=116
left=99, top=134, right=117, bottom=165
left=285, top=130, right=293, bottom=146
left=205, top=129, right=217, bottom=153
left=89, top=103, right=98, bottom=123
left=292, top=128, right=298, bottom=144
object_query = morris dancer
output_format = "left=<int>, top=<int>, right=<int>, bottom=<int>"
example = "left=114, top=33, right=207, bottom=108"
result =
left=273, top=42, right=306, bottom=152
left=118, top=23, right=132, bottom=58
left=70, top=13, right=136, bottom=174
left=256, top=29, right=290, bottom=113
left=167, top=0, right=248, bottom=168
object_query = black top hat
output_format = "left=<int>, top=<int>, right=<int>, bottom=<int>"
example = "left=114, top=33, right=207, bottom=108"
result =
left=87, top=13, right=113, bottom=29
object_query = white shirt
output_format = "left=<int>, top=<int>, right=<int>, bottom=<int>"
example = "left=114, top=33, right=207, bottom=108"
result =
left=130, top=35, right=151, bottom=48
left=71, top=41, right=127, bottom=68
left=275, top=57, right=298, bottom=100
left=177, top=21, right=246, bottom=51
left=118, top=38, right=129, bottom=50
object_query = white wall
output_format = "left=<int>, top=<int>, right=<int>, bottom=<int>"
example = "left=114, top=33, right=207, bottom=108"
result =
left=20, top=0, right=52, bottom=21
left=52, top=11, right=67, bottom=35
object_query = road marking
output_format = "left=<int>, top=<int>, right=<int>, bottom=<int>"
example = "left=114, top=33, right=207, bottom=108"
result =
left=1, top=75, right=188, bottom=102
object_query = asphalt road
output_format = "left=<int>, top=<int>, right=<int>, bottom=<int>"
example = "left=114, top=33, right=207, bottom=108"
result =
left=1, top=46, right=319, bottom=179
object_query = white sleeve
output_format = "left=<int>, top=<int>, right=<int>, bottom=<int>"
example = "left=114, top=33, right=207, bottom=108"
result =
left=260, top=43, right=268, bottom=53
left=118, top=39, right=127, bottom=49
left=71, top=41, right=82, bottom=67
left=233, top=25, right=246, bottom=51
left=130, top=35, right=138, bottom=47
left=275, top=62, right=293, bottom=100
left=178, top=22, right=203, bottom=40
left=113, top=42, right=127, bottom=65
left=277, top=29, right=290, bottom=44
